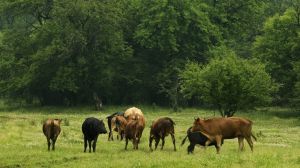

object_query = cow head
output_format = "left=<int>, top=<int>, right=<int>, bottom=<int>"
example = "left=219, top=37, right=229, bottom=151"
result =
left=193, top=117, right=202, bottom=126
left=98, top=120, right=108, bottom=134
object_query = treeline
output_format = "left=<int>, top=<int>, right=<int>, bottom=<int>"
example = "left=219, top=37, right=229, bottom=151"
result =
left=0, top=0, right=299, bottom=111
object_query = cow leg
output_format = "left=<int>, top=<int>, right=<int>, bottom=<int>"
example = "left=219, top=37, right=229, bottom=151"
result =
left=215, top=136, right=222, bottom=154
left=149, top=135, right=154, bottom=151
left=204, top=139, right=212, bottom=149
left=136, top=137, right=139, bottom=150
left=125, top=138, right=128, bottom=150
left=188, top=143, right=195, bottom=154
left=92, top=137, right=98, bottom=152
left=238, top=137, right=245, bottom=151
left=52, top=138, right=56, bottom=151
left=245, top=136, right=254, bottom=152
left=121, top=131, right=124, bottom=141
left=108, top=131, right=112, bottom=141
left=161, top=136, right=165, bottom=150
left=171, top=133, right=176, bottom=151
left=154, top=138, right=160, bottom=150
left=47, top=138, right=51, bottom=151
left=133, top=137, right=136, bottom=150
left=88, top=140, right=92, bottom=153
left=84, top=137, right=87, bottom=152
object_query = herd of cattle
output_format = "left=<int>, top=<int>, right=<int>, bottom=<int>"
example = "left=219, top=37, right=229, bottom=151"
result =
left=42, top=107, right=257, bottom=154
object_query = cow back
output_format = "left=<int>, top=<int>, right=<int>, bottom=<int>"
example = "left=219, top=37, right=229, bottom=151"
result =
left=192, top=117, right=253, bottom=139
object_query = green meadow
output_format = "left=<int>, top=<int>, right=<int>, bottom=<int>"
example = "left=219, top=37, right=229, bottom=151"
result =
left=0, top=106, right=299, bottom=168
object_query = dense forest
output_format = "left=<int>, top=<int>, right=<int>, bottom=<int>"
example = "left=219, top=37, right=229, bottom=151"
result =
left=0, top=0, right=299, bottom=113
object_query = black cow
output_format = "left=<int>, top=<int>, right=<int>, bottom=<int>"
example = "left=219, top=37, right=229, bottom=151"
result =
left=181, top=127, right=223, bottom=154
left=82, top=117, right=107, bottom=152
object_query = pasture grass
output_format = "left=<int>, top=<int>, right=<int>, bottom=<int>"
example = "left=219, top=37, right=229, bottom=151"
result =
left=0, top=105, right=299, bottom=168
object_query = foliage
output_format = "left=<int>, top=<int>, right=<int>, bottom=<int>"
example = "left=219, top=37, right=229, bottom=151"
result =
left=291, top=61, right=300, bottom=108
left=180, top=55, right=278, bottom=117
left=0, top=0, right=132, bottom=105
left=0, top=0, right=299, bottom=109
left=253, top=6, right=300, bottom=104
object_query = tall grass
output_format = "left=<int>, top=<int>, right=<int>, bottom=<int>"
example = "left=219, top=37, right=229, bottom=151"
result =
left=0, top=105, right=299, bottom=168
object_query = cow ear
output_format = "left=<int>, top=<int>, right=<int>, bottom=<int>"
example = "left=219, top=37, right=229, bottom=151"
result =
left=194, top=117, right=197, bottom=121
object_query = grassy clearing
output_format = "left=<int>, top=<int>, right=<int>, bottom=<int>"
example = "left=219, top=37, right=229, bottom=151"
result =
left=0, top=105, right=299, bottom=168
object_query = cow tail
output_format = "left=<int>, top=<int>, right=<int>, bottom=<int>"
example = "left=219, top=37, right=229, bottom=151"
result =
left=251, top=132, right=257, bottom=141
left=181, top=135, right=188, bottom=146
left=50, top=119, right=55, bottom=137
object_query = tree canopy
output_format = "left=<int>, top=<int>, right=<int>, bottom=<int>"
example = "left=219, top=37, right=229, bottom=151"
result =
left=180, top=55, right=278, bottom=117
left=0, top=0, right=299, bottom=113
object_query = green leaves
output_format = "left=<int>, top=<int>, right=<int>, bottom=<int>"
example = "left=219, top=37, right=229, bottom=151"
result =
left=253, top=7, right=300, bottom=104
left=180, top=55, right=278, bottom=117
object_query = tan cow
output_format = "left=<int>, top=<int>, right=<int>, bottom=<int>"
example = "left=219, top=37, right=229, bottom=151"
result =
left=192, top=117, right=256, bottom=154
left=124, top=107, right=144, bottom=121
left=42, top=119, right=62, bottom=151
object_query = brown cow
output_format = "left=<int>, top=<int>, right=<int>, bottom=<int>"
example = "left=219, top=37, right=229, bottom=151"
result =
left=192, top=117, right=256, bottom=154
left=114, top=115, right=128, bottom=140
left=124, top=115, right=145, bottom=150
left=42, top=119, right=62, bottom=151
left=149, top=117, right=176, bottom=151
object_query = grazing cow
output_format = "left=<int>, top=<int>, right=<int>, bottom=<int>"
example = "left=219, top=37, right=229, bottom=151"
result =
left=192, top=117, right=257, bottom=153
left=149, top=117, right=176, bottom=151
left=124, top=107, right=144, bottom=121
left=124, top=115, right=145, bottom=150
left=82, top=117, right=107, bottom=152
left=42, top=119, right=62, bottom=151
left=106, top=112, right=124, bottom=141
left=181, top=127, right=223, bottom=154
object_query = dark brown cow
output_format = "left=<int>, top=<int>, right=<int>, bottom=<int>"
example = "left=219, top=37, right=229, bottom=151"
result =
left=124, top=115, right=145, bottom=150
left=192, top=117, right=257, bottom=154
left=42, top=119, right=62, bottom=151
left=149, top=117, right=176, bottom=151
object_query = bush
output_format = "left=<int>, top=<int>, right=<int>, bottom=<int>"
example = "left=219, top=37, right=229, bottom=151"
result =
left=180, top=55, right=278, bottom=117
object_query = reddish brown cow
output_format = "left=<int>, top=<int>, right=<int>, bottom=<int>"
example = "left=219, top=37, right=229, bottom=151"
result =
left=149, top=117, right=176, bottom=151
left=192, top=117, right=256, bottom=154
left=42, top=119, right=62, bottom=151
left=124, top=115, right=145, bottom=150
left=114, top=115, right=128, bottom=140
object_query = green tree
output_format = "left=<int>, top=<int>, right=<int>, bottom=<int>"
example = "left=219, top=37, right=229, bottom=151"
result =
left=253, top=6, right=300, bottom=104
left=130, top=0, right=221, bottom=107
left=180, top=55, right=278, bottom=117
left=203, top=0, right=267, bottom=57
left=0, top=0, right=132, bottom=105
left=291, top=61, right=300, bottom=108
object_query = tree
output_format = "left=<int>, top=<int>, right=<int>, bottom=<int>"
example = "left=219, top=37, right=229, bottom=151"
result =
left=129, top=0, right=221, bottom=107
left=291, top=61, right=300, bottom=108
left=0, top=0, right=132, bottom=105
left=253, top=6, right=300, bottom=105
left=180, top=55, right=278, bottom=117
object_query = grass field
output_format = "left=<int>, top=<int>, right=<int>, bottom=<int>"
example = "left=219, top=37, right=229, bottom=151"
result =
left=0, top=105, right=299, bottom=168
